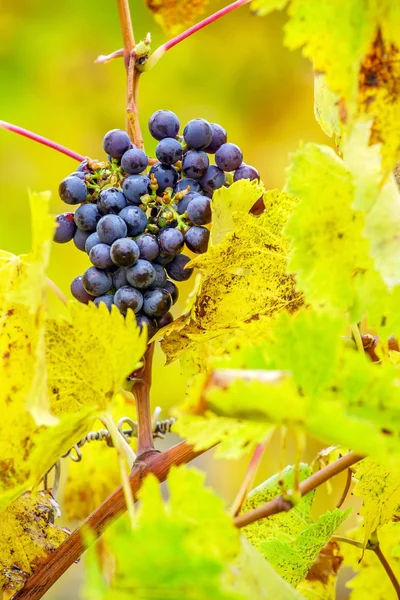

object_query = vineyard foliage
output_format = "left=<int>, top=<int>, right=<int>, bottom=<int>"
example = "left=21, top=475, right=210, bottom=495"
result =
left=1, top=0, right=400, bottom=598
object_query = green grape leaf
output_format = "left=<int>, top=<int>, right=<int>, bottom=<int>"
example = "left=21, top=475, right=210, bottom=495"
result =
left=343, top=522, right=400, bottom=600
left=297, top=541, right=343, bottom=600
left=250, top=0, right=290, bottom=17
left=146, top=0, right=209, bottom=36
left=313, top=74, right=342, bottom=141
left=242, top=464, right=350, bottom=586
left=353, top=458, right=400, bottom=548
left=0, top=491, right=69, bottom=593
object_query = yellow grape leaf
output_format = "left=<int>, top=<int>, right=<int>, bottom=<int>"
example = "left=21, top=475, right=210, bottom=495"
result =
left=211, top=179, right=265, bottom=245
left=46, top=301, right=146, bottom=415
left=250, top=0, right=289, bottom=17
left=0, top=491, right=69, bottom=593
left=161, top=189, right=302, bottom=363
left=146, top=0, right=209, bottom=36
left=297, top=541, right=343, bottom=600
left=353, top=458, right=400, bottom=548
left=313, top=73, right=342, bottom=141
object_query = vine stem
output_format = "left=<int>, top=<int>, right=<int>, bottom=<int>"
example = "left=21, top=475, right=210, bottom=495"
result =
left=336, top=468, right=352, bottom=508
left=230, top=437, right=271, bottom=517
left=45, top=277, right=68, bottom=306
left=234, top=451, right=363, bottom=528
left=0, top=121, right=85, bottom=162
left=132, top=343, right=156, bottom=457
left=13, top=441, right=211, bottom=600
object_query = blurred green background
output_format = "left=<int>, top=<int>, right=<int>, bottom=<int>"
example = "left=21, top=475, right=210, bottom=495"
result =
left=0, top=1, right=351, bottom=598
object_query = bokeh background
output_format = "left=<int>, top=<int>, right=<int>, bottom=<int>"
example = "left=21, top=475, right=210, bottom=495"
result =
left=0, top=1, right=352, bottom=598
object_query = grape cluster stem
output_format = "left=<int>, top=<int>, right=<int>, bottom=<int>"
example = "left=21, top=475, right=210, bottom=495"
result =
left=132, top=342, right=158, bottom=457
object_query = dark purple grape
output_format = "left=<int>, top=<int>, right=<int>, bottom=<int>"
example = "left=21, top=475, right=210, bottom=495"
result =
left=126, top=259, right=156, bottom=289
left=103, top=129, right=131, bottom=158
left=89, top=243, right=114, bottom=269
left=149, top=263, right=167, bottom=289
left=97, top=215, right=127, bottom=245
left=114, top=286, right=143, bottom=315
left=234, top=164, right=260, bottom=182
left=155, top=255, right=174, bottom=266
left=82, top=267, right=113, bottom=296
left=158, top=228, right=184, bottom=256
left=166, top=255, right=193, bottom=281
left=215, top=143, right=243, bottom=172
left=164, top=280, right=179, bottom=304
left=149, top=163, right=179, bottom=193
left=199, top=166, right=226, bottom=194
left=173, top=178, right=201, bottom=196
left=136, top=233, right=159, bottom=261
left=98, top=188, right=127, bottom=214
left=54, top=213, right=76, bottom=243
left=182, top=150, right=209, bottom=179
left=183, top=119, right=213, bottom=150
left=176, top=191, right=201, bottom=215
left=74, top=203, right=101, bottom=231
left=121, top=148, right=148, bottom=175
left=149, top=110, right=180, bottom=141
left=77, top=160, right=91, bottom=173
left=156, top=138, right=183, bottom=165
left=185, top=226, right=210, bottom=254
left=204, top=123, right=227, bottom=154
left=113, top=267, right=128, bottom=290
left=110, top=238, right=140, bottom=267
left=136, top=312, right=158, bottom=339
left=74, top=229, right=91, bottom=252
left=143, top=288, right=172, bottom=318
left=85, top=232, right=101, bottom=254
left=119, top=206, right=148, bottom=236
left=70, top=275, right=95, bottom=304
left=59, top=176, right=87, bottom=205
left=70, top=171, right=86, bottom=180
left=122, top=175, right=151, bottom=205
left=94, top=295, right=114, bottom=311
left=187, top=196, right=211, bottom=225
left=157, top=311, right=174, bottom=328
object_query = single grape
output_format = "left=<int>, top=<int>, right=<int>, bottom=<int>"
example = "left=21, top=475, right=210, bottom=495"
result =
left=122, top=174, right=151, bottom=205
left=204, top=123, right=227, bottom=154
left=94, top=294, right=114, bottom=311
left=185, top=226, right=210, bottom=254
left=149, top=110, right=180, bottom=141
left=136, top=312, right=158, bottom=339
left=183, top=119, right=213, bottom=150
left=59, top=176, right=87, bottom=205
left=113, top=267, right=128, bottom=290
left=149, top=163, right=179, bottom=193
left=103, top=129, right=131, bottom=158
left=234, top=164, right=260, bottom=181
left=74, top=229, right=91, bottom=252
left=98, top=188, right=127, bottom=214
left=136, top=233, right=159, bottom=261
left=119, top=206, right=148, bottom=236
left=157, top=311, right=174, bottom=328
left=182, top=150, right=209, bottom=179
left=166, top=254, right=193, bottom=281
left=114, top=285, right=143, bottom=315
left=97, top=214, right=127, bottom=245
left=176, top=191, right=201, bottom=215
left=156, top=138, right=183, bottom=165
left=54, top=212, right=76, bottom=243
left=158, top=227, right=184, bottom=256
left=74, top=203, right=101, bottom=231
left=85, top=232, right=100, bottom=254
left=149, top=263, right=167, bottom=289
left=155, top=254, right=174, bottom=266
left=199, top=166, right=226, bottom=194
left=143, top=288, right=172, bottom=318
left=70, top=275, right=95, bottom=304
left=187, top=196, right=211, bottom=225
left=70, top=171, right=86, bottom=180
left=121, top=148, right=148, bottom=175
left=110, top=237, right=140, bottom=267
left=89, top=243, right=114, bottom=269
left=250, top=197, right=265, bottom=216
left=126, top=259, right=156, bottom=289
left=173, top=178, right=201, bottom=196
left=82, top=266, right=113, bottom=296
left=215, top=143, right=243, bottom=172
left=164, top=280, right=179, bottom=304
left=77, top=159, right=91, bottom=173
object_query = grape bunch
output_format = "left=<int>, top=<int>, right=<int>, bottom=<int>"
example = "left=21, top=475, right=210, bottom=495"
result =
left=54, top=109, right=260, bottom=338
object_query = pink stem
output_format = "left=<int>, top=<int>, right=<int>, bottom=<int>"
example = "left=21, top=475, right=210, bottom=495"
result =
left=95, top=49, right=124, bottom=64
left=0, top=120, right=85, bottom=162
left=230, top=439, right=269, bottom=517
